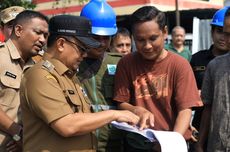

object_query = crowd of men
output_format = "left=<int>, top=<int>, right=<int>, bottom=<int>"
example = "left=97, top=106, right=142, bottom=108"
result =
left=0, top=1, right=229, bottom=152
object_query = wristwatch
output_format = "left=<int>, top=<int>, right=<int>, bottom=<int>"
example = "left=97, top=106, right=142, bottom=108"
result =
left=12, top=126, right=22, bottom=142
left=12, top=133, right=21, bottom=142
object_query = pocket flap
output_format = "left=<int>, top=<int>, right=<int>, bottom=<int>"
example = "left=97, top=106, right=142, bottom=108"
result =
left=1, top=72, right=20, bottom=89
left=64, top=89, right=81, bottom=112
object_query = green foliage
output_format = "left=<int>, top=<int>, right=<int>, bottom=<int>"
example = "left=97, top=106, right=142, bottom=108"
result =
left=0, top=0, right=36, bottom=10
left=54, top=0, right=89, bottom=5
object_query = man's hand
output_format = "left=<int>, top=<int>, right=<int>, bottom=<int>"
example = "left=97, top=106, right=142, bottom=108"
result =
left=6, top=139, right=22, bottom=152
left=190, top=125, right=199, bottom=142
left=133, top=106, right=154, bottom=130
left=114, top=110, right=140, bottom=126
left=6, top=122, right=23, bottom=152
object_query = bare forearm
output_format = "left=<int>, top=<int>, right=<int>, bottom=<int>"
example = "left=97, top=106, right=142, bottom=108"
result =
left=118, top=102, right=136, bottom=112
left=173, top=108, right=192, bottom=135
left=198, top=105, right=211, bottom=146
left=0, top=108, right=13, bottom=131
left=51, top=109, right=139, bottom=137
left=0, top=107, right=20, bottom=136
left=70, top=110, right=117, bottom=135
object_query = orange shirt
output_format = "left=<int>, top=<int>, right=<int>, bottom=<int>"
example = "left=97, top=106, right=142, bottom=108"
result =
left=114, top=51, right=202, bottom=140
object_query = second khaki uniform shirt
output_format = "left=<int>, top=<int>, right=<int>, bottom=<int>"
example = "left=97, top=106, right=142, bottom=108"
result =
left=20, top=55, right=96, bottom=152
left=0, top=39, right=34, bottom=148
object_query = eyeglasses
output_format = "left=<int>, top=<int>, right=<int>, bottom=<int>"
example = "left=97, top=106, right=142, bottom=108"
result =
left=63, top=37, right=89, bottom=53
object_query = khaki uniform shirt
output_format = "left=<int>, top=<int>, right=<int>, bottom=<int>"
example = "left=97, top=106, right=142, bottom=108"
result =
left=0, top=39, right=34, bottom=147
left=20, top=55, right=96, bottom=152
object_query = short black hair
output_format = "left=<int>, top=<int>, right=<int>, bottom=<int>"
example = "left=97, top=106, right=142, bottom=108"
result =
left=130, top=6, right=166, bottom=31
left=211, top=25, right=223, bottom=33
left=111, top=27, right=131, bottom=44
left=47, top=34, right=58, bottom=47
left=13, top=10, right=49, bottom=29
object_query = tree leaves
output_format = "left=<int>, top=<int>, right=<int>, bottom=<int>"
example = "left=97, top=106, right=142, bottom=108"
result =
left=0, top=0, right=36, bottom=10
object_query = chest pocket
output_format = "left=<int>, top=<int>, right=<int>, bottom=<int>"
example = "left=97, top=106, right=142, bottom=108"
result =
left=64, top=89, right=81, bottom=113
left=0, top=72, right=20, bottom=89
left=46, top=67, right=91, bottom=113
left=0, top=72, right=20, bottom=107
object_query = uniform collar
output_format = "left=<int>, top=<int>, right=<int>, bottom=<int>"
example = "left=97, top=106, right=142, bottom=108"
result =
left=6, top=39, right=35, bottom=68
left=6, top=39, right=21, bottom=60
left=43, top=52, right=75, bottom=77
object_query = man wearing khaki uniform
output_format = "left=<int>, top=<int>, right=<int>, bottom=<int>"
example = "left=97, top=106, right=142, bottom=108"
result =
left=20, top=15, right=139, bottom=152
left=0, top=10, right=48, bottom=151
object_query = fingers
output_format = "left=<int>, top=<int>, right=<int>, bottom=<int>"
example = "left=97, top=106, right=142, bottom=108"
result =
left=115, top=110, right=139, bottom=125
left=148, top=113, right=155, bottom=127
left=6, top=140, right=15, bottom=147
left=190, top=125, right=198, bottom=132
left=6, top=139, right=22, bottom=152
left=139, top=115, right=148, bottom=130
left=6, top=141, right=18, bottom=152
left=139, top=113, right=154, bottom=130
left=131, top=113, right=140, bottom=125
left=191, top=135, right=198, bottom=142
left=137, top=109, right=154, bottom=130
left=125, top=112, right=140, bottom=125
left=115, top=108, right=154, bottom=131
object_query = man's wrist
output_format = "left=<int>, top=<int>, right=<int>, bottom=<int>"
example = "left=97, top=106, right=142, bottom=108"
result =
left=12, top=125, right=23, bottom=142
left=8, top=122, right=23, bottom=141
left=133, top=106, right=147, bottom=115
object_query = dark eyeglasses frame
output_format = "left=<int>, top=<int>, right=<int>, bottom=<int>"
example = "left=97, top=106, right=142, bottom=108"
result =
left=62, top=37, right=89, bottom=53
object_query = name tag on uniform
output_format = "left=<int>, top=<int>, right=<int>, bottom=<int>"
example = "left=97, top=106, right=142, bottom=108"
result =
left=107, top=64, right=117, bottom=75
left=5, top=71, right=17, bottom=79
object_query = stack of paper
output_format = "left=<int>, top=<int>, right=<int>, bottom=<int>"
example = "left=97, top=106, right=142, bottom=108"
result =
left=111, top=121, right=188, bottom=152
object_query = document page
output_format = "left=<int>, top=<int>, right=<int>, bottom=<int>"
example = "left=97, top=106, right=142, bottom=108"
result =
left=111, top=121, right=188, bottom=152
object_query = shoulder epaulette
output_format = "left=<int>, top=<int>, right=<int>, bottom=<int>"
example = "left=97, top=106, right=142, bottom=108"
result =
left=42, top=60, right=55, bottom=72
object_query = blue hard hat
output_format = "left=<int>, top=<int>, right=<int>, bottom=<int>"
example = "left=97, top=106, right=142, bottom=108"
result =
left=211, top=7, right=229, bottom=27
left=80, top=0, right=117, bottom=36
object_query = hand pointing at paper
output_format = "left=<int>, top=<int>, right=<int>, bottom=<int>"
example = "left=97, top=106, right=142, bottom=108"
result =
left=118, top=102, right=154, bottom=130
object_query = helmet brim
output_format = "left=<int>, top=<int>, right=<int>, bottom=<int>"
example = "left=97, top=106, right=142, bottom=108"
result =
left=75, top=36, right=101, bottom=50
left=92, top=27, right=118, bottom=36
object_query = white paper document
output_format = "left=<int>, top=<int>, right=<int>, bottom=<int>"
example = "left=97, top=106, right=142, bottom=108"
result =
left=111, top=121, right=188, bottom=152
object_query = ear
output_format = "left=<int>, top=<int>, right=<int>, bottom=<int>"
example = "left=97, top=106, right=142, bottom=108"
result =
left=162, top=25, right=168, bottom=39
left=56, top=38, right=66, bottom=53
left=14, top=24, right=23, bottom=37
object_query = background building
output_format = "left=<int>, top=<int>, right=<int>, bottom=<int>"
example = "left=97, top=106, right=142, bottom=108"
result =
left=33, top=0, right=224, bottom=53
left=33, top=0, right=223, bottom=16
